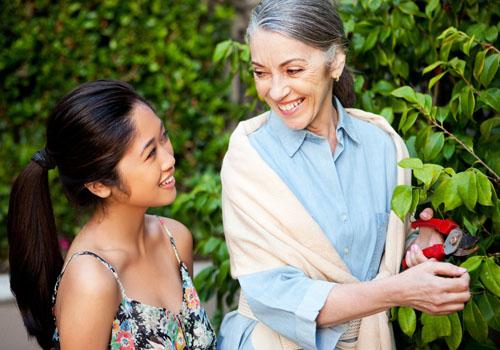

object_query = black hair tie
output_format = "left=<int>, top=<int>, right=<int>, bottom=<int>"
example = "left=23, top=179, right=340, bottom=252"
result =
left=31, top=148, right=56, bottom=170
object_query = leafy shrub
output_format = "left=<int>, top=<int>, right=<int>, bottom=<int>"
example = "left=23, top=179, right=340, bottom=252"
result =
left=210, top=0, right=499, bottom=346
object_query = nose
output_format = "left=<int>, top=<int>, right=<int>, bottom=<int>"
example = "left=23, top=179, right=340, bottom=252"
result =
left=269, top=75, right=290, bottom=101
left=159, top=142, right=175, bottom=172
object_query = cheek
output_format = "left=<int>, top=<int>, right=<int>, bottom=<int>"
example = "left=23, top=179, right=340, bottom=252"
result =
left=254, top=80, right=269, bottom=99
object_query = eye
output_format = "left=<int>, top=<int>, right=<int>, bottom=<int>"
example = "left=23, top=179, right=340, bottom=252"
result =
left=253, top=70, right=266, bottom=78
left=287, top=68, right=303, bottom=76
left=146, top=147, right=157, bottom=159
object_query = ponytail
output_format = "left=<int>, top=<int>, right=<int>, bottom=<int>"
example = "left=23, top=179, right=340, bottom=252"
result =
left=333, top=67, right=356, bottom=108
left=7, top=160, right=63, bottom=350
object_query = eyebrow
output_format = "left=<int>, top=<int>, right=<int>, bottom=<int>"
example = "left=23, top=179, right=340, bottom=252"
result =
left=140, top=121, right=165, bottom=157
left=252, top=58, right=307, bottom=67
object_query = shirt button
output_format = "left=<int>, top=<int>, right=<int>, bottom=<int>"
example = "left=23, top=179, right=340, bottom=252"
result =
left=344, top=247, right=349, bottom=255
left=341, top=213, right=348, bottom=222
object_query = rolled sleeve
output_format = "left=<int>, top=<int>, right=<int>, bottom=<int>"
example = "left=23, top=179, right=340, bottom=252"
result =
left=239, top=266, right=346, bottom=350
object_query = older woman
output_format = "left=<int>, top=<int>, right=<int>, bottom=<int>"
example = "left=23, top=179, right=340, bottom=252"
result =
left=217, top=1, right=470, bottom=349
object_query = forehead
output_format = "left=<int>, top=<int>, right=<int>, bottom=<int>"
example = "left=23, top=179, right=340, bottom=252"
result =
left=249, top=29, right=325, bottom=64
left=128, top=103, right=161, bottom=142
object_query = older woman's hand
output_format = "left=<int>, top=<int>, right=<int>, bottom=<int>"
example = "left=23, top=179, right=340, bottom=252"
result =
left=397, top=260, right=471, bottom=315
left=405, top=208, right=445, bottom=268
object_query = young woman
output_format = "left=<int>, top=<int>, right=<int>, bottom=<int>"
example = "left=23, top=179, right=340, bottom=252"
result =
left=7, top=80, right=216, bottom=350
left=218, top=1, right=470, bottom=349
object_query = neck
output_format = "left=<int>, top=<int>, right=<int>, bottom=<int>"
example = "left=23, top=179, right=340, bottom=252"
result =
left=306, top=103, right=339, bottom=151
left=85, top=203, right=148, bottom=255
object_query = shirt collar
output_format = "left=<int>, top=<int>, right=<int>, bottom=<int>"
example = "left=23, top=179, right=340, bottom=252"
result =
left=335, top=97, right=360, bottom=145
left=268, top=97, right=360, bottom=157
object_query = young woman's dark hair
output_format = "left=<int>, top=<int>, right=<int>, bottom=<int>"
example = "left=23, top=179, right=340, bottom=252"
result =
left=7, top=79, right=149, bottom=349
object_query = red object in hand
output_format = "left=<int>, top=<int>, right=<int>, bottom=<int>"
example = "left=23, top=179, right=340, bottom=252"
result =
left=410, top=218, right=458, bottom=234
left=402, top=244, right=446, bottom=269
left=402, top=218, right=459, bottom=269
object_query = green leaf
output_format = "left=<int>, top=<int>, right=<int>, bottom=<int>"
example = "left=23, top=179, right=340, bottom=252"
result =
left=438, top=27, right=458, bottom=41
left=391, top=185, right=413, bottom=220
left=449, top=57, right=466, bottom=76
left=478, top=88, right=500, bottom=112
left=364, top=28, right=379, bottom=52
left=473, top=50, right=486, bottom=82
left=480, top=258, right=500, bottom=297
left=398, top=307, right=417, bottom=337
left=213, top=40, right=233, bottom=62
left=392, top=86, right=418, bottom=103
left=477, top=293, right=500, bottom=331
left=460, top=87, right=475, bottom=119
left=462, top=36, right=474, bottom=56
left=380, top=107, right=394, bottom=123
left=480, top=116, right=500, bottom=143
left=431, top=177, right=462, bottom=211
left=444, top=313, right=462, bottom=350
left=423, top=60, right=445, bottom=74
left=429, top=72, right=446, bottom=90
left=421, top=313, right=451, bottom=344
left=423, top=131, right=445, bottom=161
left=399, top=157, right=423, bottom=169
left=455, top=171, right=478, bottom=211
left=463, top=300, right=488, bottom=343
left=200, top=236, right=220, bottom=255
left=443, top=142, right=455, bottom=160
left=475, top=171, right=494, bottom=206
left=480, top=54, right=500, bottom=87
left=414, top=164, right=444, bottom=189
left=425, top=0, right=440, bottom=18
left=399, top=1, right=420, bottom=16
left=401, top=111, right=419, bottom=134
left=460, top=256, right=483, bottom=273
left=216, top=259, right=230, bottom=285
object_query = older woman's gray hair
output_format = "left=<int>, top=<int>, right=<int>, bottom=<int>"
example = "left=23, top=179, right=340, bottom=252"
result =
left=247, top=0, right=355, bottom=107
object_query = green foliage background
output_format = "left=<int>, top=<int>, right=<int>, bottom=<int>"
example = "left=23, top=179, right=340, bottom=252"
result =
left=1, top=0, right=499, bottom=348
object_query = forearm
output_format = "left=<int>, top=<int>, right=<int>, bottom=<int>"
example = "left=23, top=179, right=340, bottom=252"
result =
left=317, top=261, right=470, bottom=328
left=317, top=275, right=399, bottom=327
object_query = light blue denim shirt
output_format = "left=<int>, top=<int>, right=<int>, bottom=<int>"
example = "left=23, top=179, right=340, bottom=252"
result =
left=218, top=99, right=397, bottom=350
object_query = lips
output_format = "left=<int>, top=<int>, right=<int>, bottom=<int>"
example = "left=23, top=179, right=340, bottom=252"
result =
left=159, top=175, right=175, bottom=188
left=277, top=98, right=304, bottom=114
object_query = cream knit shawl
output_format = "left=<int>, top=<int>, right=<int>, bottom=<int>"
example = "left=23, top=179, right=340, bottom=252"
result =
left=221, top=109, right=411, bottom=350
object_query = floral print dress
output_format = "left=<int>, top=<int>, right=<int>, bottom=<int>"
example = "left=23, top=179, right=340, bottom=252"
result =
left=51, top=219, right=216, bottom=350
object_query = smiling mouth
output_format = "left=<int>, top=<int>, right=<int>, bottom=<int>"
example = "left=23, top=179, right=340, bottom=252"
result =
left=277, top=98, right=304, bottom=112
left=159, top=175, right=175, bottom=187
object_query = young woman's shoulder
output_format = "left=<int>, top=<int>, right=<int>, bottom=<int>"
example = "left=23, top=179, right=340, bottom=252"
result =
left=148, top=215, right=193, bottom=271
left=54, top=253, right=121, bottom=348
left=56, top=252, right=122, bottom=306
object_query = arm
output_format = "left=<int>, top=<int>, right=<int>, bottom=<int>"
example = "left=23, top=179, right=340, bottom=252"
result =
left=317, top=260, right=470, bottom=327
left=240, top=266, right=345, bottom=349
left=54, top=255, right=121, bottom=350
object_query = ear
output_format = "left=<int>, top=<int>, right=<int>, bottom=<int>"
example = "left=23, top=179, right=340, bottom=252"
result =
left=330, top=50, right=346, bottom=81
left=84, top=181, right=112, bottom=199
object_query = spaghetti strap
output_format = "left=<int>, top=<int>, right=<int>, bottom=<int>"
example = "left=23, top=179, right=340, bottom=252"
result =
left=157, top=216, right=182, bottom=265
left=51, top=251, right=126, bottom=307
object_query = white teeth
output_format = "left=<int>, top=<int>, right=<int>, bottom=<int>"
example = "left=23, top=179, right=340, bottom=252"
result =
left=160, top=176, right=174, bottom=186
left=278, top=99, right=303, bottom=111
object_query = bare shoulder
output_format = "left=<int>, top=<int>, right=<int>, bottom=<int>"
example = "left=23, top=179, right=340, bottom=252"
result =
left=56, top=253, right=121, bottom=306
left=54, top=253, right=121, bottom=348
left=154, top=215, right=193, bottom=271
